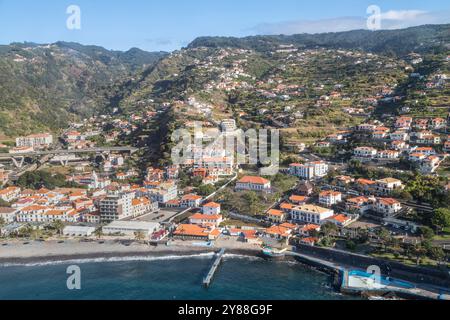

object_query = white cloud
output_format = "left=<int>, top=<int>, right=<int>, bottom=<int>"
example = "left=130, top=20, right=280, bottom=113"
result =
left=380, top=10, right=427, bottom=21
left=250, top=10, right=450, bottom=35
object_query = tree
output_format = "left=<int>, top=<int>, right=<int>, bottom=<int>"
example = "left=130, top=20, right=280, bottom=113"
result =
left=418, top=226, right=435, bottom=240
left=0, top=199, right=11, bottom=207
left=51, top=220, right=65, bottom=236
left=197, top=184, right=216, bottom=197
left=134, top=231, right=146, bottom=242
left=94, top=228, right=104, bottom=239
left=428, top=246, right=445, bottom=263
left=19, top=225, right=33, bottom=238
left=321, top=222, right=339, bottom=237
left=412, top=244, right=427, bottom=265
left=377, top=228, right=392, bottom=252
left=243, top=191, right=262, bottom=216
left=431, top=208, right=450, bottom=234
left=0, top=217, right=5, bottom=237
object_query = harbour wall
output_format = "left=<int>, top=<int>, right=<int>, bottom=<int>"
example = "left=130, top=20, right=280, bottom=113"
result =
left=295, top=245, right=450, bottom=289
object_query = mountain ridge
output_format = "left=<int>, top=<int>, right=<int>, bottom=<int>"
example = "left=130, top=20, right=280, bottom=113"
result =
left=187, top=24, right=450, bottom=56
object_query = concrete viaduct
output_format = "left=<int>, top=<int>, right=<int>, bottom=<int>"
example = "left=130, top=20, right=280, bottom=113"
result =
left=0, top=147, right=139, bottom=168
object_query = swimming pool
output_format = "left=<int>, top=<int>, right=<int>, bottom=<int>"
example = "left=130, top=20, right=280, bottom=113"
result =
left=348, top=270, right=416, bottom=289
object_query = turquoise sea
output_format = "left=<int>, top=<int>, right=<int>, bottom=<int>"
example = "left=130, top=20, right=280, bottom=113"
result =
left=0, top=253, right=357, bottom=300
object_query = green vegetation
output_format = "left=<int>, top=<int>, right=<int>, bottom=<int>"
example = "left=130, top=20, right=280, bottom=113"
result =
left=16, top=170, right=84, bottom=190
left=188, top=24, right=449, bottom=56
left=0, top=42, right=167, bottom=136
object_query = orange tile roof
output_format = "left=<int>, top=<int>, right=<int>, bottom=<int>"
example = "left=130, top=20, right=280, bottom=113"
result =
left=21, top=205, right=48, bottom=212
left=203, top=202, right=220, bottom=208
left=347, top=196, right=370, bottom=204
left=356, top=178, right=376, bottom=185
left=174, top=224, right=210, bottom=237
left=319, top=190, right=341, bottom=197
left=182, top=194, right=203, bottom=201
left=328, top=214, right=351, bottom=223
left=267, top=209, right=284, bottom=216
left=265, top=225, right=291, bottom=237
left=132, top=197, right=151, bottom=206
left=279, top=223, right=297, bottom=230
left=300, top=224, right=320, bottom=232
left=378, top=198, right=400, bottom=206
left=301, top=237, right=319, bottom=244
left=238, top=176, right=270, bottom=185
left=241, top=230, right=258, bottom=239
left=280, top=203, right=294, bottom=210
left=289, top=195, right=307, bottom=202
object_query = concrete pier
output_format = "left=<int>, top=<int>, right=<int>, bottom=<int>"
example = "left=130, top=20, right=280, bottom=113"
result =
left=203, top=249, right=226, bottom=287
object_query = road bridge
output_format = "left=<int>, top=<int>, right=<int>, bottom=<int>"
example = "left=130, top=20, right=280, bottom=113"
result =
left=0, top=147, right=139, bottom=168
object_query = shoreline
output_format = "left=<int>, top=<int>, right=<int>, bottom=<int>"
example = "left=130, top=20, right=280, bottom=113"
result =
left=0, top=240, right=262, bottom=266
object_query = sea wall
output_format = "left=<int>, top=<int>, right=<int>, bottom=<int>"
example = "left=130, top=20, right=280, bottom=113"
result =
left=295, top=245, right=450, bottom=288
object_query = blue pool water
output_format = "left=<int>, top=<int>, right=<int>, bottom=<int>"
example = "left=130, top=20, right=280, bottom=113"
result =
left=348, top=270, right=415, bottom=289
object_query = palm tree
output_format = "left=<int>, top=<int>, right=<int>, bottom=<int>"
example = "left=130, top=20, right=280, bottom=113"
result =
left=377, top=228, right=392, bottom=252
left=0, top=217, right=5, bottom=237
left=134, top=231, right=146, bottom=243
left=412, top=244, right=427, bottom=266
left=19, top=224, right=33, bottom=239
left=52, top=220, right=65, bottom=237
left=94, top=228, right=104, bottom=240
left=0, top=217, right=5, bottom=228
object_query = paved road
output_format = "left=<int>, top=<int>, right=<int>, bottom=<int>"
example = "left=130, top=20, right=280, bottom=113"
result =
left=0, top=146, right=139, bottom=158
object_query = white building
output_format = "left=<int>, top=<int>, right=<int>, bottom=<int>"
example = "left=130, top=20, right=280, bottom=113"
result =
left=0, top=207, right=18, bottom=223
left=189, top=213, right=223, bottom=227
left=354, top=147, right=377, bottom=159
left=100, top=193, right=135, bottom=222
left=144, top=182, right=178, bottom=204
left=16, top=133, right=53, bottom=148
left=63, top=226, right=96, bottom=237
left=102, top=221, right=161, bottom=236
left=0, top=187, right=21, bottom=202
left=291, top=205, right=334, bottom=225
left=319, top=191, right=342, bottom=207
left=202, top=202, right=221, bottom=215
left=374, top=178, right=404, bottom=195
left=420, top=156, right=441, bottom=174
left=390, top=131, right=409, bottom=141
left=236, top=176, right=271, bottom=192
left=289, top=161, right=329, bottom=180
left=374, top=198, right=402, bottom=217
left=220, top=119, right=237, bottom=133
left=377, top=150, right=399, bottom=159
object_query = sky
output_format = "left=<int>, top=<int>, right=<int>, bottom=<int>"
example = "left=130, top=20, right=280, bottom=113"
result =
left=0, top=0, right=449, bottom=52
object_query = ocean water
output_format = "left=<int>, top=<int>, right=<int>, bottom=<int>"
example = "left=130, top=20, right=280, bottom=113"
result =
left=0, top=254, right=356, bottom=300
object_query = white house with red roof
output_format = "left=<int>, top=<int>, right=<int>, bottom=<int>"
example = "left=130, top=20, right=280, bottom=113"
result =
left=374, top=198, right=402, bottom=217
left=319, top=191, right=342, bottom=207
left=180, top=194, right=203, bottom=208
left=236, top=176, right=271, bottom=192
left=189, top=213, right=223, bottom=227
left=326, top=214, right=354, bottom=227
left=0, top=187, right=21, bottom=202
left=354, top=147, right=377, bottom=159
left=202, top=202, right=221, bottom=215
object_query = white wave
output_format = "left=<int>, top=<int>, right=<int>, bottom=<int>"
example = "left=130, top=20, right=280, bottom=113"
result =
left=0, top=252, right=216, bottom=268
left=222, top=253, right=263, bottom=262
